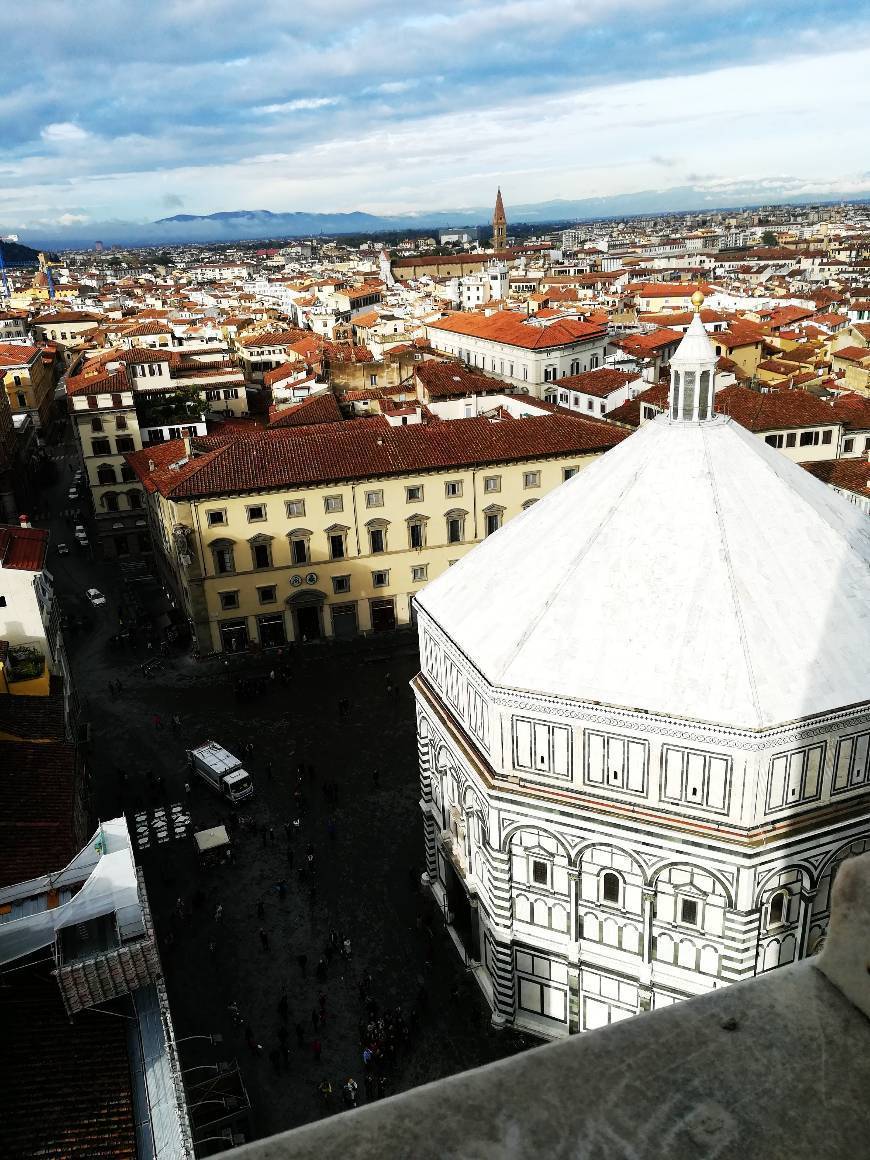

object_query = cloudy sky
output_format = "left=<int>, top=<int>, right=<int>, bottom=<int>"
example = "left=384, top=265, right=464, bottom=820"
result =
left=2, top=0, right=869, bottom=235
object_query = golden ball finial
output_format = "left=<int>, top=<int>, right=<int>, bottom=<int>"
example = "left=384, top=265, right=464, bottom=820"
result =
left=691, top=289, right=705, bottom=312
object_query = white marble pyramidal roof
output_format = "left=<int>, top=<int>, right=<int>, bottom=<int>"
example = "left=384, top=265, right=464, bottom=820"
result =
left=417, top=414, right=870, bottom=730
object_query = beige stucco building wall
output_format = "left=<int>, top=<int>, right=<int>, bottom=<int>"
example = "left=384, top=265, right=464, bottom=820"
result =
left=147, top=451, right=604, bottom=654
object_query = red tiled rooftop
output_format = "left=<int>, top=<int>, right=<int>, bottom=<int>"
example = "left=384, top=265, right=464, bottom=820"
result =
left=0, top=523, right=48, bottom=571
left=555, top=367, right=637, bottom=398
left=0, top=740, right=78, bottom=889
left=0, top=967, right=136, bottom=1159
left=715, top=385, right=839, bottom=432
left=803, top=456, right=870, bottom=498
left=0, top=342, right=40, bottom=368
left=268, top=392, right=343, bottom=428
left=127, top=410, right=628, bottom=499
left=427, top=311, right=605, bottom=350
left=415, top=361, right=510, bottom=399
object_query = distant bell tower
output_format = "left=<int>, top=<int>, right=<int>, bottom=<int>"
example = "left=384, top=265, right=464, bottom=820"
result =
left=492, top=188, right=507, bottom=252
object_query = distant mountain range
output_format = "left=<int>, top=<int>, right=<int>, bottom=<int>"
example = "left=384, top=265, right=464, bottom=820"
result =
left=7, top=185, right=869, bottom=249
left=0, top=239, right=42, bottom=266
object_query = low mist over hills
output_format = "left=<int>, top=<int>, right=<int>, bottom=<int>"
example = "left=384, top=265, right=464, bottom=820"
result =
left=8, top=185, right=869, bottom=249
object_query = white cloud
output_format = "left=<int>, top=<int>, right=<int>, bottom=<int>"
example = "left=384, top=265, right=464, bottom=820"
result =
left=57, top=212, right=89, bottom=225
left=253, top=97, right=340, bottom=114
left=41, top=121, right=89, bottom=143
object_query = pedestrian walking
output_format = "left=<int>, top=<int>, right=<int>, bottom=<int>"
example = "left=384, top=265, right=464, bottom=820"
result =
left=153, top=714, right=162, bottom=730
left=256, top=899, right=265, bottom=919
left=214, top=903, right=223, bottom=922
left=315, top=958, right=327, bottom=982
left=372, top=767, right=380, bottom=787
left=343, top=1077, right=359, bottom=1108
left=317, top=1077, right=332, bottom=1108
left=296, top=953, right=307, bottom=977
left=318, top=992, right=327, bottom=1022
left=259, top=928, right=270, bottom=952
left=311, top=1038, right=322, bottom=1063
left=269, top=826, right=275, bottom=844
left=342, top=937, right=352, bottom=960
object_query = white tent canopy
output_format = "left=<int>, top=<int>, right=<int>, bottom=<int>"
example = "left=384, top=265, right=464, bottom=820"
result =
left=0, top=818, right=142, bottom=966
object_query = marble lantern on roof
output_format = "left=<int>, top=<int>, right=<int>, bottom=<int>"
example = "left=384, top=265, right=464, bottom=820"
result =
left=411, top=292, right=870, bottom=1037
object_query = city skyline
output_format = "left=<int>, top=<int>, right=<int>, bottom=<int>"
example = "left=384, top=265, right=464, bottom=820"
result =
left=2, top=0, right=870, bottom=239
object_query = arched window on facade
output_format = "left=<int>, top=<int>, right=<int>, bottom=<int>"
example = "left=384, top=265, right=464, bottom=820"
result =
left=601, top=871, right=622, bottom=906
left=97, top=463, right=117, bottom=485
left=768, top=889, right=788, bottom=928
left=102, top=491, right=120, bottom=513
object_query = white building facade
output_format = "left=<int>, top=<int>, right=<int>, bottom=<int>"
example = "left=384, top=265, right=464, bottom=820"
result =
left=413, top=301, right=870, bottom=1038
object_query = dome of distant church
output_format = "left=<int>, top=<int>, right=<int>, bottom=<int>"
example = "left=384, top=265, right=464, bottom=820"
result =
left=417, top=313, right=870, bottom=730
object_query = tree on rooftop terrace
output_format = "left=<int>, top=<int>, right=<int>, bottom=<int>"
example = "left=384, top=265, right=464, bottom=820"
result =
left=761, top=231, right=779, bottom=247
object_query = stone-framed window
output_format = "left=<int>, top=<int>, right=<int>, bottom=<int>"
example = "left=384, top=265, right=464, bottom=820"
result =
left=249, top=534, right=273, bottom=570
left=367, top=519, right=389, bottom=555
left=286, top=498, right=306, bottom=518
left=287, top=528, right=312, bottom=566
left=483, top=504, right=504, bottom=537
left=219, top=590, right=240, bottom=610
left=326, top=524, right=349, bottom=561
left=445, top=509, right=466, bottom=545
left=407, top=515, right=428, bottom=550
left=210, top=539, right=236, bottom=575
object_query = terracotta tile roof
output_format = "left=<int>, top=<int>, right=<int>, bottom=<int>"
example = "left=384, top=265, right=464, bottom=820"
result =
left=555, top=367, right=637, bottom=398
left=120, top=320, right=173, bottom=336
left=0, top=523, right=48, bottom=571
left=828, top=393, right=870, bottom=430
left=0, top=690, right=66, bottom=742
left=65, top=369, right=128, bottom=398
left=0, top=342, right=40, bottom=368
left=629, top=282, right=712, bottom=298
left=803, top=456, right=870, bottom=499
left=833, top=345, right=870, bottom=364
left=34, top=311, right=103, bottom=325
left=415, top=361, right=509, bottom=398
left=238, top=327, right=307, bottom=349
left=127, top=411, right=627, bottom=499
left=268, top=392, right=343, bottom=428
left=612, top=328, right=684, bottom=358
left=0, top=740, right=78, bottom=888
left=428, top=311, right=605, bottom=350
left=606, top=383, right=669, bottom=428
left=715, top=385, right=839, bottom=431
left=264, top=363, right=312, bottom=387
left=0, top=967, right=136, bottom=1158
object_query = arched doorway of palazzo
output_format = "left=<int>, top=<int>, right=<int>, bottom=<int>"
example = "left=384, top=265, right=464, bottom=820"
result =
left=286, top=588, right=326, bottom=642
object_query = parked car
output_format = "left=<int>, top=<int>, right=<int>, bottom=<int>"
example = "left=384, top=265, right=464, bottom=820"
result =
left=86, top=588, right=106, bottom=607
left=77, top=535, right=89, bottom=549
left=74, top=525, right=87, bottom=540
left=56, top=542, right=70, bottom=555
left=67, top=487, right=79, bottom=500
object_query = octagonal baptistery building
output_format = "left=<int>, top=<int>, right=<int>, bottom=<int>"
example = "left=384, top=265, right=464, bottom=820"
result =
left=411, top=303, right=870, bottom=1038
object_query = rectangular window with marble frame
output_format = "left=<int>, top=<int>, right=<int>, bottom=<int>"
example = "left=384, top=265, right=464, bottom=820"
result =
left=584, top=731, right=647, bottom=795
left=765, top=742, right=825, bottom=812
left=513, top=717, right=572, bottom=779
